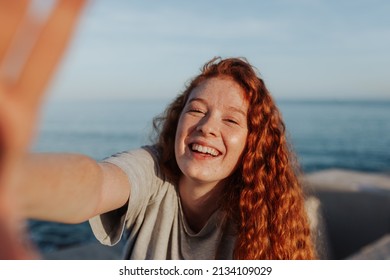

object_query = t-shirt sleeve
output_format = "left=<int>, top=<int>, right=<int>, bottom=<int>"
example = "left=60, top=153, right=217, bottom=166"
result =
left=89, top=146, right=163, bottom=246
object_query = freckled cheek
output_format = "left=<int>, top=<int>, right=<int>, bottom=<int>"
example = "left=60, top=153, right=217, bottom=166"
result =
left=226, top=132, right=247, bottom=159
left=228, top=133, right=247, bottom=147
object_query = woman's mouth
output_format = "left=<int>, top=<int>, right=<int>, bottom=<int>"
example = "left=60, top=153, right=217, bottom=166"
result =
left=190, top=143, right=220, bottom=157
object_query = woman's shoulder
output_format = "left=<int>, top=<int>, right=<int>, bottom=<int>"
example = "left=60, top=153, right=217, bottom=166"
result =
left=141, top=145, right=162, bottom=161
left=102, top=145, right=159, bottom=165
left=102, top=145, right=170, bottom=185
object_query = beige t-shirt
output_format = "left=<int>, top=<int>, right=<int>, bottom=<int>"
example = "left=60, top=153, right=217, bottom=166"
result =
left=89, top=146, right=236, bottom=259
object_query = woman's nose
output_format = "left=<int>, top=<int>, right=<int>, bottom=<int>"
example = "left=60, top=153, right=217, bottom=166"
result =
left=196, top=114, right=219, bottom=136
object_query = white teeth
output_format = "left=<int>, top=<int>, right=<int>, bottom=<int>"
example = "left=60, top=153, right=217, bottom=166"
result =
left=191, top=144, right=219, bottom=156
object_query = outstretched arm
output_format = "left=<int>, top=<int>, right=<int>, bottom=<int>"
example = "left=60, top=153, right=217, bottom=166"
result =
left=18, top=154, right=130, bottom=224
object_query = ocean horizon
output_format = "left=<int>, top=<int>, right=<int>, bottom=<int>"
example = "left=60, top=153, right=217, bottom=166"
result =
left=34, top=97, right=390, bottom=173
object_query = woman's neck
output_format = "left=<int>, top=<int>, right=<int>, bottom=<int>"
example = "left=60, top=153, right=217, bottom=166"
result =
left=178, top=177, right=224, bottom=232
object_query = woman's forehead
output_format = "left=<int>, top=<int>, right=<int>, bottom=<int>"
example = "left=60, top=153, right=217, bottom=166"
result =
left=190, top=77, right=245, bottom=98
left=186, top=78, right=249, bottom=114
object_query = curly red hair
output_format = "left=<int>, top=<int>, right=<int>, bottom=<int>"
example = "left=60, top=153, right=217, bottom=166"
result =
left=153, top=57, right=315, bottom=259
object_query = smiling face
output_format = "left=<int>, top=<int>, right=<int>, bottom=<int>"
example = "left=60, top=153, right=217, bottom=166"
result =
left=174, top=77, right=249, bottom=189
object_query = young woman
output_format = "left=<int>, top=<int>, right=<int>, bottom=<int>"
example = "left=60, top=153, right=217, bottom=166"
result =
left=4, top=57, right=317, bottom=260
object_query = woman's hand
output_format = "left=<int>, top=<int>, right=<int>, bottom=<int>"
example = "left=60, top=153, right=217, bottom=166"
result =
left=0, top=0, right=86, bottom=259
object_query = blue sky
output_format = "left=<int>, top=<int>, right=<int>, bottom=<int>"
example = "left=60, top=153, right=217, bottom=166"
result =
left=48, top=0, right=390, bottom=101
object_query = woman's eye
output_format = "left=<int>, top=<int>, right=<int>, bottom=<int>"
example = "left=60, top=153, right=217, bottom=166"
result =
left=188, top=108, right=205, bottom=114
left=225, top=118, right=239, bottom=125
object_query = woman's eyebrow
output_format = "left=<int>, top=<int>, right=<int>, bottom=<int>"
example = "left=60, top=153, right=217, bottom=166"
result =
left=188, top=97, right=247, bottom=117
left=188, top=97, right=207, bottom=105
left=227, top=106, right=247, bottom=118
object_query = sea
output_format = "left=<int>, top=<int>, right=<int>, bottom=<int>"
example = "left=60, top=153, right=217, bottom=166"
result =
left=28, top=98, right=390, bottom=253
